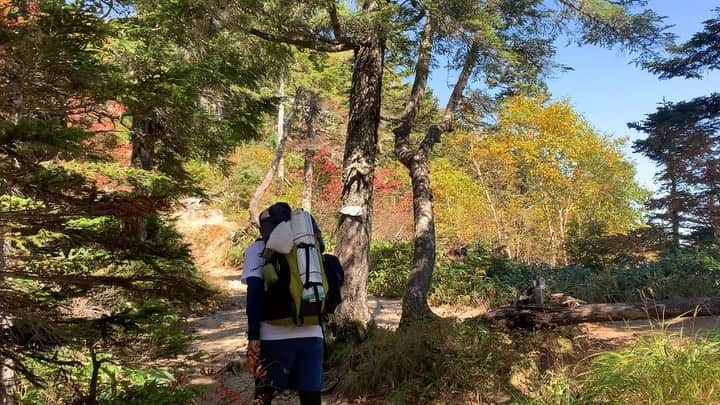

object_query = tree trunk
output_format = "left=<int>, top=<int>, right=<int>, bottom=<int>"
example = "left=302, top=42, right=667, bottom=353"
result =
left=669, top=174, right=681, bottom=248
left=393, top=24, right=480, bottom=325
left=277, top=78, right=285, bottom=191
left=0, top=357, right=12, bottom=405
left=400, top=156, right=435, bottom=323
left=301, top=90, right=319, bottom=212
left=302, top=149, right=314, bottom=212
left=333, top=35, right=386, bottom=340
left=124, top=117, right=158, bottom=240
left=484, top=298, right=720, bottom=329
left=130, top=118, right=157, bottom=171
left=0, top=230, right=12, bottom=405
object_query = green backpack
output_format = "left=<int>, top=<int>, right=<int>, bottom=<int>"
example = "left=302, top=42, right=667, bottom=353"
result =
left=261, top=244, right=330, bottom=326
left=258, top=202, right=330, bottom=326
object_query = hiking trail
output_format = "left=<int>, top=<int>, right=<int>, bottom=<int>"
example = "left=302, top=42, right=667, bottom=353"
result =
left=174, top=198, right=720, bottom=404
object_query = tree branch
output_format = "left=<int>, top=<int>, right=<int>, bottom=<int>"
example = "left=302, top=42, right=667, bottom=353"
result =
left=555, top=0, right=659, bottom=49
left=247, top=28, right=354, bottom=52
left=393, top=11, right=433, bottom=165
left=419, top=32, right=481, bottom=155
left=327, top=3, right=348, bottom=44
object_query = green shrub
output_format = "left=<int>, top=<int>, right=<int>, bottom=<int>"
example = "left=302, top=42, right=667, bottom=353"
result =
left=368, top=241, right=720, bottom=308
left=367, top=241, right=513, bottom=305
left=368, top=241, right=413, bottom=298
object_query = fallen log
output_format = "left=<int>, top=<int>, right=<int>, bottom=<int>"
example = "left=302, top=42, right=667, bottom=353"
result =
left=482, top=297, right=720, bottom=329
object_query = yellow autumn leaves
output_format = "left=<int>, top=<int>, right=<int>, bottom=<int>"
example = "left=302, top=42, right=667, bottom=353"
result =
left=433, top=95, right=647, bottom=265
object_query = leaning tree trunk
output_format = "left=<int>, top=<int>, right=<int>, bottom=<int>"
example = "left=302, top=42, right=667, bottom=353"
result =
left=333, top=35, right=386, bottom=340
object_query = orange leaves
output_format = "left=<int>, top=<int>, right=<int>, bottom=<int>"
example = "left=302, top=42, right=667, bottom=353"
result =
left=1, top=0, right=39, bottom=27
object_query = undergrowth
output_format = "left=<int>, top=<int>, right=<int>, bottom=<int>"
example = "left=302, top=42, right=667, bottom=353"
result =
left=368, top=241, right=720, bottom=307
left=536, top=328, right=720, bottom=404
left=328, top=319, right=720, bottom=404
left=327, top=318, right=583, bottom=404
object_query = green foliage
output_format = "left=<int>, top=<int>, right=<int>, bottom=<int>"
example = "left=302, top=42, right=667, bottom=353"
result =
left=630, top=93, right=720, bottom=247
left=106, top=0, right=286, bottom=173
left=368, top=241, right=413, bottom=298
left=0, top=194, right=44, bottom=211
left=491, top=249, right=720, bottom=304
left=0, top=0, right=111, bottom=119
left=580, top=331, right=720, bottom=404
left=16, top=355, right=197, bottom=405
left=645, top=8, right=720, bottom=79
left=1, top=118, right=212, bottom=402
left=369, top=241, right=720, bottom=307
left=368, top=241, right=511, bottom=307
left=329, top=318, right=587, bottom=403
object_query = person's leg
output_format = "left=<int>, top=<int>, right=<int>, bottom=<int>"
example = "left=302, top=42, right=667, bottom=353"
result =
left=289, top=337, right=324, bottom=401
left=254, top=340, right=295, bottom=402
left=298, top=390, right=321, bottom=405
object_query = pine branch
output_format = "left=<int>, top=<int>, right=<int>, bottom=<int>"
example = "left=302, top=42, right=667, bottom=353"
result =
left=247, top=28, right=354, bottom=52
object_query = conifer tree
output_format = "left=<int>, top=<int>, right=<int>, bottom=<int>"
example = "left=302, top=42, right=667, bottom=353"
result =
left=0, top=2, right=214, bottom=401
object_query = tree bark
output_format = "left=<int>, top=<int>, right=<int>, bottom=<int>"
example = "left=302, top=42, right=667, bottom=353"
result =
left=400, top=156, right=436, bottom=320
left=301, top=91, right=319, bottom=212
left=302, top=149, right=315, bottom=212
left=130, top=118, right=157, bottom=171
left=483, top=298, right=720, bottom=329
left=277, top=79, right=285, bottom=190
left=669, top=171, right=681, bottom=248
left=333, top=34, right=386, bottom=340
left=0, top=230, right=12, bottom=405
left=123, top=117, right=159, bottom=240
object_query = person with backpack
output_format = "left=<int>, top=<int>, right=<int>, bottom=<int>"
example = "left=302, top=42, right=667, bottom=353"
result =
left=241, top=202, right=343, bottom=405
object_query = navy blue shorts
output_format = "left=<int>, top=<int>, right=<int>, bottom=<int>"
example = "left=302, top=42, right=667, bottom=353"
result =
left=257, top=337, right=324, bottom=392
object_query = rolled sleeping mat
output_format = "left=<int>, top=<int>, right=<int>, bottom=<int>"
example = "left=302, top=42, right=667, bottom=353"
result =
left=291, top=208, right=316, bottom=245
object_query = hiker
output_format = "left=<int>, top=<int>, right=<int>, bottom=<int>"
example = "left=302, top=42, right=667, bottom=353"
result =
left=241, top=202, right=342, bottom=405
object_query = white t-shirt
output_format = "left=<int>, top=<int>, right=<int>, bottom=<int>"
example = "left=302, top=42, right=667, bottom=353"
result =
left=241, top=240, right=323, bottom=341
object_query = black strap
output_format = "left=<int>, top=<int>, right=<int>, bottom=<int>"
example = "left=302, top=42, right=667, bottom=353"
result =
left=313, top=285, right=328, bottom=359
left=304, top=246, right=311, bottom=288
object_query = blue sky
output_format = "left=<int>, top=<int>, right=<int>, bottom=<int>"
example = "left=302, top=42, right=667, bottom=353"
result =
left=429, top=0, right=720, bottom=191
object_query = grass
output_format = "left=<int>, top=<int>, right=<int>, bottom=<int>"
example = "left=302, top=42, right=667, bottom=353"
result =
left=578, top=331, right=720, bottom=404
left=531, top=326, right=720, bottom=405
left=327, top=313, right=720, bottom=404
left=326, top=318, right=586, bottom=404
